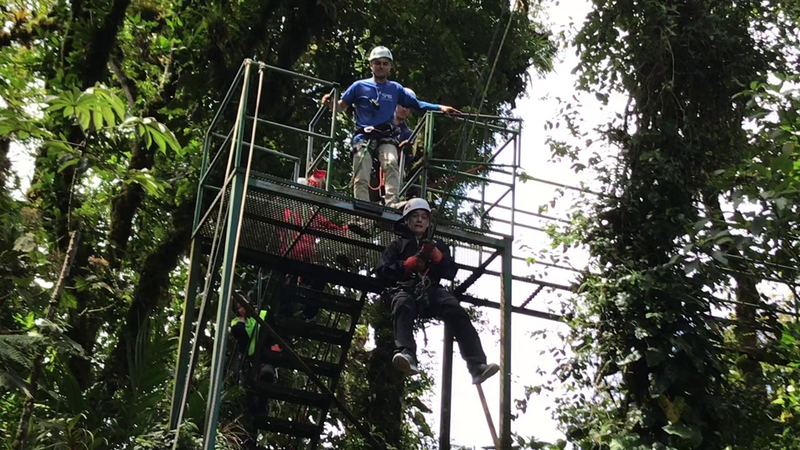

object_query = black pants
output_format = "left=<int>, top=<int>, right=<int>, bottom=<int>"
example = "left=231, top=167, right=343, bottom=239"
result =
left=280, top=274, right=324, bottom=319
left=241, top=391, right=268, bottom=450
left=391, top=286, right=487, bottom=370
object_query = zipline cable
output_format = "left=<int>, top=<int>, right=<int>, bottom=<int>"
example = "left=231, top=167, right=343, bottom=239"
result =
left=429, top=0, right=521, bottom=237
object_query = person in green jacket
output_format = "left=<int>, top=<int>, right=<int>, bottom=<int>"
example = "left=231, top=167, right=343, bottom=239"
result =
left=230, top=292, right=275, bottom=450
left=230, top=293, right=276, bottom=383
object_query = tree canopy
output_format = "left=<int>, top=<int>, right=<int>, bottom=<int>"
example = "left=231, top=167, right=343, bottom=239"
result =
left=3, top=0, right=800, bottom=449
left=547, top=1, right=800, bottom=449
left=0, top=0, right=554, bottom=449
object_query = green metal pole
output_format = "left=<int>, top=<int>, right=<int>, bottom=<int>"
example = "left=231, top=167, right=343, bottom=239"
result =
left=169, top=239, right=204, bottom=429
left=193, top=136, right=212, bottom=232
left=326, top=87, right=338, bottom=192
left=512, top=129, right=519, bottom=238
left=499, top=236, right=513, bottom=449
left=202, top=61, right=252, bottom=450
left=438, top=324, right=454, bottom=450
left=202, top=176, right=245, bottom=450
left=422, top=112, right=434, bottom=200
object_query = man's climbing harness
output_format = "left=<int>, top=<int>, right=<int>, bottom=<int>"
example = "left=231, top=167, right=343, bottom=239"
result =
left=349, top=123, right=401, bottom=193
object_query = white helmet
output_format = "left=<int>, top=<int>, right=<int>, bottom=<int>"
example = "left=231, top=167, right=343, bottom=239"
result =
left=369, top=46, right=393, bottom=62
left=402, top=198, right=431, bottom=219
left=296, top=177, right=309, bottom=185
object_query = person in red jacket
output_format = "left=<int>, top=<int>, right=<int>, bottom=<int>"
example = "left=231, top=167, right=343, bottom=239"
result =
left=279, top=170, right=370, bottom=321
left=375, top=198, right=499, bottom=385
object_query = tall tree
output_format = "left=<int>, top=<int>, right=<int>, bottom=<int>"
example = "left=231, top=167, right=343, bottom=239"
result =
left=552, top=1, right=800, bottom=449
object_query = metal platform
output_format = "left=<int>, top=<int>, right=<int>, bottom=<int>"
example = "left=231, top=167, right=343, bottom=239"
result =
left=196, top=169, right=510, bottom=281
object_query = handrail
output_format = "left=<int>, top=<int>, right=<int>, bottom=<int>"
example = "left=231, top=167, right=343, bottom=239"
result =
left=255, top=62, right=339, bottom=88
left=204, top=62, right=246, bottom=138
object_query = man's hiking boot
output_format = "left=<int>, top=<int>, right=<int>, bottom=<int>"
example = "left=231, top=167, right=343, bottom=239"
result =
left=392, top=352, right=419, bottom=376
left=470, top=363, right=500, bottom=385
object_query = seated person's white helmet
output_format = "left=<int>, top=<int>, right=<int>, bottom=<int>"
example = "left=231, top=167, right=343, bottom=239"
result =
left=402, top=198, right=431, bottom=219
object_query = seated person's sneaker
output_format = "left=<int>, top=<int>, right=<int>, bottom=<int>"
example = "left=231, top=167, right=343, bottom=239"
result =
left=392, top=352, right=419, bottom=375
left=470, top=363, right=499, bottom=385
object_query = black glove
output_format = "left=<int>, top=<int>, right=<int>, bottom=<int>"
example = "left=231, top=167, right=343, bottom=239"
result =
left=336, top=254, right=352, bottom=268
left=347, top=223, right=372, bottom=238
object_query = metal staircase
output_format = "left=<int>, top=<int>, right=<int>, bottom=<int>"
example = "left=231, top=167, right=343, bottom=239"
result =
left=244, top=281, right=369, bottom=448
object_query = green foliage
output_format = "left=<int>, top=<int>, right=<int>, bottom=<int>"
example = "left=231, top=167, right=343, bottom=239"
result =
left=543, top=1, right=800, bottom=449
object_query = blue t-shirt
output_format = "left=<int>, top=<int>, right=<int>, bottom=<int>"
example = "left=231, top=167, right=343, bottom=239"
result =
left=341, top=79, right=439, bottom=142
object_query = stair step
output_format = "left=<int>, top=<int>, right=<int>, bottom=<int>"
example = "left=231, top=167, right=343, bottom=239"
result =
left=283, top=284, right=361, bottom=316
left=253, top=381, right=329, bottom=409
left=261, top=349, right=340, bottom=378
left=252, top=415, right=320, bottom=439
left=274, top=318, right=351, bottom=346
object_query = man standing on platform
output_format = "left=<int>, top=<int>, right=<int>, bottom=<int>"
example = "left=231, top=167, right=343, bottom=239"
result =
left=322, top=46, right=459, bottom=208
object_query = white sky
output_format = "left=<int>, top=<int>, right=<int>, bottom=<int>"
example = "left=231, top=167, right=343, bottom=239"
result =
left=419, top=1, right=628, bottom=447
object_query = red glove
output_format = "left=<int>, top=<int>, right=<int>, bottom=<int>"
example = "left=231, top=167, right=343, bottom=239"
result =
left=419, top=241, right=443, bottom=264
left=403, top=255, right=426, bottom=273
left=428, top=247, right=443, bottom=264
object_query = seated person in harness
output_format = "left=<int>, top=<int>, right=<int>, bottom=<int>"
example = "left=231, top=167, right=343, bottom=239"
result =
left=230, top=292, right=277, bottom=450
left=375, top=198, right=500, bottom=385
left=321, top=46, right=460, bottom=208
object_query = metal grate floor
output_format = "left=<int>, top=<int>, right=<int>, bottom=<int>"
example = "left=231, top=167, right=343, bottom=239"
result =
left=196, top=171, right=509, bottom=284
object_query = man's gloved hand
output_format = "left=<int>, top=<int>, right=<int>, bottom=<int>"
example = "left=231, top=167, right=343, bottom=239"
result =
left=403, top=255, right=426, bottom=273
left=418, top=239, right=443, bottom=264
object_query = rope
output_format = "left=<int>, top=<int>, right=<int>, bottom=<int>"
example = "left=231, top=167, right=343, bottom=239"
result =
left=172, top=61, right=253, bottom=450
left=369, top=168, right=384, bottom=191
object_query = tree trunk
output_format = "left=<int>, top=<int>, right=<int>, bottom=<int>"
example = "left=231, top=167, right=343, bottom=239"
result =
left=365, top=305, right=404, bottom=447
left=703, top=191, right=763, bottom=384
left=14, top=230, right=81, bottom=450
left=103, top=199, right=194, bottom=389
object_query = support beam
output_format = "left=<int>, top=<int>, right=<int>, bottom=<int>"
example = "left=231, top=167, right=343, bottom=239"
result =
left=454, top=249, right=501, bottom=295
left=169, top=239, right=203, bottom=429
left=498, top=237, right=513, bottom=449
left=461, top=294, right=561, bottom=322
left=519, top=285, right=545, bottom=309
left=439, top=325, right=454, bottom=450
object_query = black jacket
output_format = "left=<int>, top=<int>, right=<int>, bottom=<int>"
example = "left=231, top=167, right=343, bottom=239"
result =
left=376, top=222, right=457, bottom=288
